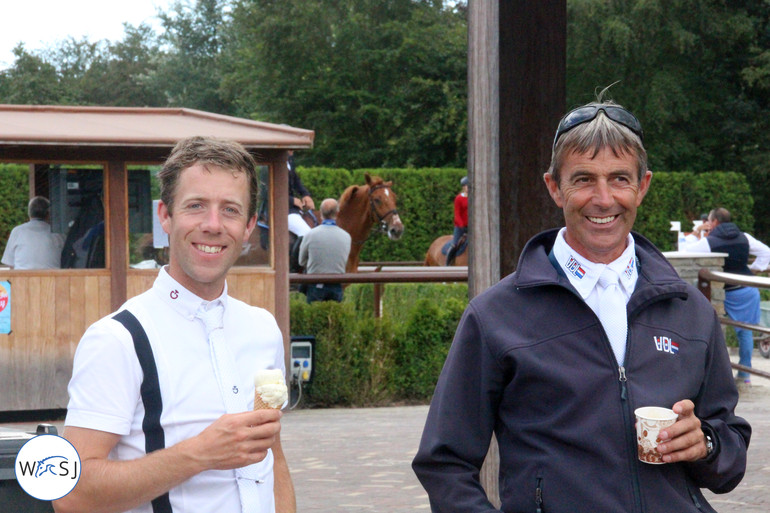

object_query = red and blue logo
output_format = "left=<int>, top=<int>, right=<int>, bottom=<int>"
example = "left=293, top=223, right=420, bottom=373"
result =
left=654, top=336, right=679, bottom=355
left=566, top=256, right=587, bottom=279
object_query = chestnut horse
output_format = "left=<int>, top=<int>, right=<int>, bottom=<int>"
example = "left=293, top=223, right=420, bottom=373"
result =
left=424, top=234, right=468, bottom=266
left=235, top=173, right=403, bottom=271
left=337, top=173, right=404, bottom=272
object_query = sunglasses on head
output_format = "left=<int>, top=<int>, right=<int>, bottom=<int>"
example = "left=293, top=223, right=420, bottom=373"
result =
left=552, top=105, right=644, bottom=152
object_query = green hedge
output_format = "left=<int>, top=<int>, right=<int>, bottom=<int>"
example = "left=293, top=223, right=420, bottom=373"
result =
left=298, top=167, right=466, bottom=262
left=0, top=164, right=32, bottom=256
left=637, top=171, right=753, bottom=251
left=290, top=283, right=468, bottom=406
left=298, top=167, right=756, bottom=256
left=0, top=165, right=753, bottom=260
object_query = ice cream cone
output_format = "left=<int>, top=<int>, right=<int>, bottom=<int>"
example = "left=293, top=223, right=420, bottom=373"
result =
left=254, top=391, right=279, bottom=410
left=253, top=369, right=288, bottom=410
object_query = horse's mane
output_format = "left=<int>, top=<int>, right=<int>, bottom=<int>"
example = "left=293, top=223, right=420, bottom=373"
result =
left=339, top=175, right=384, bottom=209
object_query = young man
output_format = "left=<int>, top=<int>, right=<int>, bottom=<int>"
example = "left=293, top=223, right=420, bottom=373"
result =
left=413, top=101, right=750, bottom=512
left=55, top=137, right=295, bottom=513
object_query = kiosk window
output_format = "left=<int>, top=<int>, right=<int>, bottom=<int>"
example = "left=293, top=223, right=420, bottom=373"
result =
left=49, top=167, right=105, bottom=269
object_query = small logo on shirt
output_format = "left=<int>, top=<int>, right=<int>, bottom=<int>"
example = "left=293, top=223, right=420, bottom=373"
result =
left=565, top=256, right=587, bottom=279
left=654, top=336, right=679, bottom=355
left=624, top=257, right=635, bottom=280
left=170, top=290, right=179, bottom=300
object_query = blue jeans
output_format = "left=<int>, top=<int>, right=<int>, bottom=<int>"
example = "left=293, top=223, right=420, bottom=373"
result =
left=724, top=286, right=760, bottom=379
left=306, top=283, right=343, bottom=303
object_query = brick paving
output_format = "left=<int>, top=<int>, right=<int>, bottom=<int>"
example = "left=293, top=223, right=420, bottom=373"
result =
left=4, top=349, right=769, bottom=512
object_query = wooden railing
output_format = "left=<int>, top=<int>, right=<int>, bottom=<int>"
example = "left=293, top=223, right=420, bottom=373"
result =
left=290, top=266, right=468, bottom=317
left=697, top=268, right=770, bottom=381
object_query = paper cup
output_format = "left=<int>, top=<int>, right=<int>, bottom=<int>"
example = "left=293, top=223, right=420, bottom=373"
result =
left=635, top=406, right=678, bottom=464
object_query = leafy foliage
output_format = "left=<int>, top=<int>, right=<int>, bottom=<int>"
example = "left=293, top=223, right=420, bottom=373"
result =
left=289, top=282, right=468, bottom=406
left=297, top=165, right=466, bottom=262
left=3, top=0, right=770, bottom=241
left=0, top=164, right=32, bottom=256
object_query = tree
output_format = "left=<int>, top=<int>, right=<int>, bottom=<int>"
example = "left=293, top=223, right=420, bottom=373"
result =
left=566, top=0, right=770, bottom=240
left=153, top=0, right=232, bottom=113
left=0, top=45, right=64, bottom=104
left=79, top=24, right=166, bottom=107
left=223, top=0, right=468, bottom=168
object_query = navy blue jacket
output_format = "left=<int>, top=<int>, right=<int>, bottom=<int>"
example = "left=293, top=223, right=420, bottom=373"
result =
left=707, top=222, right=752, bottom=279
left=413, top=229, right=750, bottom=513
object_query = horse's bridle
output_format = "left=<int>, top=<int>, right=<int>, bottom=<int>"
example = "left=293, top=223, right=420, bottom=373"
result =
left=350, top=183, right=399, bottom=246
left=368, top=183, right=399, bottom=233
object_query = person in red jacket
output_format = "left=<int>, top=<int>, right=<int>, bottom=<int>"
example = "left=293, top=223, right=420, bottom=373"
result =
left=445, top=176, right=468, bottom=265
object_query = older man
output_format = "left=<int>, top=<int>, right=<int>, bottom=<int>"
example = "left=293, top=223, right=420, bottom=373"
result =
left=298, top=198, right=351, bottom=303
left=2, top=196, right=64, bottom=269
left=413, top=100, right=750, bottom=513
left=684, top=207, right=770, bottom=384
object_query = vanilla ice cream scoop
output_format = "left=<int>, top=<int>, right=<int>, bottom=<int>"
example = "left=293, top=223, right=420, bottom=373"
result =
left=254, top=369, right=288, bottom=409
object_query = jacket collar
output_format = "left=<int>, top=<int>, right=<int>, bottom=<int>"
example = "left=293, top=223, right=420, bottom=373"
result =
left=513, top=229, right=689, bottom=308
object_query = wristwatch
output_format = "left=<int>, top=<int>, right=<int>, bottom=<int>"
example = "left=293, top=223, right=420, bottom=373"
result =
left=704, top=432, right=714, bottom=457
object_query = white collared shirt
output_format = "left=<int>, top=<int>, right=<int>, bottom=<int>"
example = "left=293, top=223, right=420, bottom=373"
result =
left=66, top=267, right=284, bottom=513
left=552, top=227, right=638, bottom=318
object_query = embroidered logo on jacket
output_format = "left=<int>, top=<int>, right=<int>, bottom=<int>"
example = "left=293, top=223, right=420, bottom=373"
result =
left=654, top=336, right=679, bottom=355
left=624, top=257, right=635, bottom=279
left=565, top=256, right=586, bottom=279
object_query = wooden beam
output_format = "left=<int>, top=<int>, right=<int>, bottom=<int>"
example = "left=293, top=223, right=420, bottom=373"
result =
left=272, top=153, right=290, bottom=371
left=468, top=0, right=501, bottom=298
left=499, top=0, right=566, bottom=276
left=469, top=1, right=567, bottom=507
left=107, top=161, right=128, bottom=311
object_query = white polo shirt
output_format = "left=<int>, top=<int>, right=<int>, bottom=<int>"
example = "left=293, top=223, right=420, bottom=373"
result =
left=65, top=267, right=285, bottom=513
left=1, top=219, right=64, bottom=269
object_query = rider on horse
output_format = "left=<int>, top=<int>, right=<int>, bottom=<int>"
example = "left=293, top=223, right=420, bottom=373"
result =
left=446, top=176, right=468, bottom=266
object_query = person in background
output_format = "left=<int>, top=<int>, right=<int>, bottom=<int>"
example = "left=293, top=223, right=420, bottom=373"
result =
left=288, top=150, right=315, bottom=238
left=54, top=137, right=295, bottom=513
left=445, top=176, right=468, bottom=265
left=298, top=198, right=351, bottom=303
left=413, top=99, right=750, bottom=513
left=683, top=207, right=770, bottom=384
left=1, top=196, right=64, bottom=269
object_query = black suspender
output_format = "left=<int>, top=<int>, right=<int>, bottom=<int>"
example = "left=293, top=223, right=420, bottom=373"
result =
left=113, top=309, right=173, bottom=513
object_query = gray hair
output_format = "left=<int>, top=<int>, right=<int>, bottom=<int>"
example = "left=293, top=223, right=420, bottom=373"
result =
left=28, top=196, right=50, bottom=220
left=547, top=101, right=648, bottom=184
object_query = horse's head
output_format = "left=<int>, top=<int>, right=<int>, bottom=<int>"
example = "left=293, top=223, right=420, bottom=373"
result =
left=365, top=173, right=404, bottom=240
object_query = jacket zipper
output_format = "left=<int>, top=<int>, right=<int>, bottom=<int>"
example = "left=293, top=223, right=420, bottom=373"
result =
left=689, top=486, right=703, bottom=510
left=535, top=477, right=544, bottom=513
left=619, top=365, right=643, bottom=513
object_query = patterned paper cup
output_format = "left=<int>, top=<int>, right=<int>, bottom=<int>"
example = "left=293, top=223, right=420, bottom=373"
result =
left=635, top=406, right=678, bottom=464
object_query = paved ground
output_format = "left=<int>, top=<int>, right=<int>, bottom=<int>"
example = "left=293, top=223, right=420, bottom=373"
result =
left=4, top=349, right=769, bottom=512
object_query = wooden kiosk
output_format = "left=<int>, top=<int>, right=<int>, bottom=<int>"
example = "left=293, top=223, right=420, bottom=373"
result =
left=0, top=105, right=314, bottom=412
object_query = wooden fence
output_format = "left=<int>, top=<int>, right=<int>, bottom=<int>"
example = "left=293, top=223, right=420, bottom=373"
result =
left=290, top=264, right=468, bottom=317
left=697, top=268, right=770, bottom=381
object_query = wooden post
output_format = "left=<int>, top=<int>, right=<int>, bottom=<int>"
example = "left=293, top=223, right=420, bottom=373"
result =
left=107, top=160, right=128, bottom=311
left=272, top=153, right=291, bottom=372
left=373, top=283, right=383, bottom=318
left=468, top=0, right=566, bottom=506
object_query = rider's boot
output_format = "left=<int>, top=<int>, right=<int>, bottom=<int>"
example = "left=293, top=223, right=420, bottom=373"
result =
left=445, top=244, right=457, bottom=266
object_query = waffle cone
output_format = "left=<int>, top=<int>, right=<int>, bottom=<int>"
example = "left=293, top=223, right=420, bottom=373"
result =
left=254, top=391, right=279, bottom=410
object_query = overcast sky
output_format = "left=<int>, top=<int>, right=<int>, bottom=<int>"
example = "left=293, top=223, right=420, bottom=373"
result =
left=1, top=0, right=173, bottom=70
